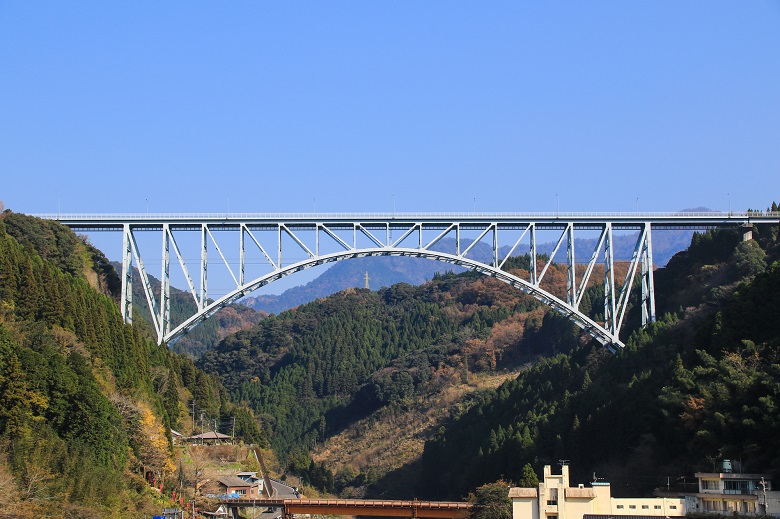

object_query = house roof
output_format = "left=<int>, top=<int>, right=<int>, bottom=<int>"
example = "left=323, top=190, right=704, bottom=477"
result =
left=190, top=431, right=231, bottom=439
left=170, top=429, right=184, bottom=437
left=509, top=487, right=538, bottom=498
left=203, top=504, right=230, bottom=517
left=217, top=476, right=261, bottom=488
left=565, top=488, right=596, bottom=498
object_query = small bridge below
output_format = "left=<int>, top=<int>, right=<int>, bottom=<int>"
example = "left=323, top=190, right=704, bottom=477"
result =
left=218, top=498, right=471, bottom=519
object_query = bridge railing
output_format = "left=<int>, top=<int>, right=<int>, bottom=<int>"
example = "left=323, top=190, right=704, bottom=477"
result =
left=38, top=210, right=780, bottom=221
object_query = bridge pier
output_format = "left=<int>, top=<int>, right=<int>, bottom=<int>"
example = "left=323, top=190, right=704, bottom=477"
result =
left=742, top=224, right=754, bottom=241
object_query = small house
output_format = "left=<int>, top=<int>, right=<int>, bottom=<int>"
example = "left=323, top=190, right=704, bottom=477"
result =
left=216, top=476, right=263, bottom=499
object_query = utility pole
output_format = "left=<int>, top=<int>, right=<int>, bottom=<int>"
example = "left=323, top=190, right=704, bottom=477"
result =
left=760, top=477, right=768, bottom=514
left=232, top=416, right=236, bottom=443
left=200, top=412, right=204, bottom=435
left=190, top=401, right=196, bottom=433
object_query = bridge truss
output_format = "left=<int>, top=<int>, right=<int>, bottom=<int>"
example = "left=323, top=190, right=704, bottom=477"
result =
left=48, top=212, right=774, bottom=349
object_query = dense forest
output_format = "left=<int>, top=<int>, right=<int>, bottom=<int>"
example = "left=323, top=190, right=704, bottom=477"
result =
left=198, top=208, right=780, bottom=500
left=2, top=206, right=779, bottom=514
left=420, top=218, right=780, bottom=499
left=0, top=212, right=265, bottom=518
left=198, top=252, right=617, bottom=494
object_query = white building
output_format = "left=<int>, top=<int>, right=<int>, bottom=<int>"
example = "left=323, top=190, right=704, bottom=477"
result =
left=688, top=465, right=774, bottom=516
left=509, top=465, right=685, bottom=519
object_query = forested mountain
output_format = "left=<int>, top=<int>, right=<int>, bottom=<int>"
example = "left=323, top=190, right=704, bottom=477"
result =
left=420, top=219, right=780, bottom=499
left=9, top=203, right=769, bottom=514
left=0, top=212, right=265, bottom=518
left=200, top=209, right=779, bottom=501
left=198, top=253, right=614, bottom=496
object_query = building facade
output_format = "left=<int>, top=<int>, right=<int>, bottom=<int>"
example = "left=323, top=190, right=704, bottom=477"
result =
left=509, top=465, right=685, bottom=519
left=689, top=468, right=772, bottom=515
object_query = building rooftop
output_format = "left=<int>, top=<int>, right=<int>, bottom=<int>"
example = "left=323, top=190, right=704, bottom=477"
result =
left=217, top=476, right=261, bottom=488
left=565, top=488, right=596, bottom=499
left=695, top=472, right=771, bottom=480
left=509, top=488, right=538, bottom=498
left=189, top=431, right=231, bottom=440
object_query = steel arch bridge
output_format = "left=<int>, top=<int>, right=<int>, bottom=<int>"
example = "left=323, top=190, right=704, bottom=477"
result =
left=46, top=212, right=776, bottom=349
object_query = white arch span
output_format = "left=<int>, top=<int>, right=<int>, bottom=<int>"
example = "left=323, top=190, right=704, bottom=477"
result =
left=166, top=248, right=621, bottom=348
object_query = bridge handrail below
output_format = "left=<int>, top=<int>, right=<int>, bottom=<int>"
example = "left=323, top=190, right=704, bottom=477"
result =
left=285, top=498, right=470, bottom=508
left=218, top=497, right=472, bottom=518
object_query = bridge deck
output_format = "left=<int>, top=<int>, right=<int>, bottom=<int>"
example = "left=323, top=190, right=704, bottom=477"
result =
left=40, top=211, right=780, bottom=231
left=218, top=498, right=472, bottom=518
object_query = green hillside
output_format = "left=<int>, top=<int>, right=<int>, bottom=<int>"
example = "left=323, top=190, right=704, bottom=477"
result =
left=198, top=210, right=780, bottom=501
left=420, top=220, right=780, bottom=499
left=198, top=256, right=602, bottom=494
left=0, top=212, right=266, bottom=518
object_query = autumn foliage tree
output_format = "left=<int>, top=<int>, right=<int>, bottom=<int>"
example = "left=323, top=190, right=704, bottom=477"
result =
left=136, top=404, right=175, bottom=485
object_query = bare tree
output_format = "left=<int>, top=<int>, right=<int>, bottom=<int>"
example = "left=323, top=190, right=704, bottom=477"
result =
left=188, top=447, right=209, bottom=497
left=0, top=452, right=21, bottom=517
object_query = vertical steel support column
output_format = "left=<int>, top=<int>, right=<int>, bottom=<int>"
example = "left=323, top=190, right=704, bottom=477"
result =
left=456, top=224, right=461, bottom=255
left=239, top=225, right=245, bottom=286
left=121, top=223, right=133, bottom=324
left=641, top=222, right=656, bottom=326
left=278, top=225, right=283, bottom=268
left=418, top=224, right=422, bottom=249
left=566, top=224, right=576, bottom=307
left=316, top=224, right=321, bottom=255
left=200, top=224, right=207, bottom=312
left=604, top=224, right=616, bottom=336
left=530, top=224, right=537, bottom=285
left=493, top=224, right=498, bottom=267
left=161, top=224, right=171, bottom=342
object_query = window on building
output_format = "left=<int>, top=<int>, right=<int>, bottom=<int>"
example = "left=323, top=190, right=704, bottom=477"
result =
left=629, top=505, right=636, bottom=510
left=703, top=500, right=721, bottom=512
left=642, top=505, right=649, bottom=509
left=724, top=480, right=751, bottom=494
left=654, top=505, right=661, bottom=510
left=547, top=488, right=558, bottom=506
left=616, top=505, right=624, bottom=510
left=701, top=480, right=719, bottom=490
left=670, top=505, right=677, bottom=510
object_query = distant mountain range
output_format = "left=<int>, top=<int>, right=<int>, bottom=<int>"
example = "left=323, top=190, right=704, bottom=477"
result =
left=241, top=228, right=695, bottom=314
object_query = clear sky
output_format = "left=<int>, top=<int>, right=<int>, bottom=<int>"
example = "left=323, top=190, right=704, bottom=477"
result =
left=2, top=2, right=779, bottom=217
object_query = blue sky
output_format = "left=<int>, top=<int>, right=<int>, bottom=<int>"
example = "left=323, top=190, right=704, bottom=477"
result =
left=2, top=2, right=779, bottom=218
left=2, top=2, right=778, bottom=296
